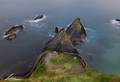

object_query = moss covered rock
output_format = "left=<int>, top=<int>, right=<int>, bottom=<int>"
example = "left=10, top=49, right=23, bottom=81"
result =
left=66, top=17, right=86, bottom=46
left=43, top=28, right=78, bottom=53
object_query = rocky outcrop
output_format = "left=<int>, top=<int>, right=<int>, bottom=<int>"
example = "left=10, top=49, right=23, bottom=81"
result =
left=5, top=33, right=17, bottom=40
left=43, top=28, right=78, bottom=54
left=4, top=25, right=24, bottom=40
left=55, top=27, right=58, bottom=33
left=116, top=19, right=120, bottom=22
left=34, top=15, right=43, bottom=20
left=66, top=17, right=86, bottom=46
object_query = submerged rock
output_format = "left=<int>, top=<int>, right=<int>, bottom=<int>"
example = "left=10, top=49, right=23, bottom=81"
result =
left=34, top=15, right=43, bottom=20
left=43, top=28, right=78, bottom=53
left=4, top=25, right=23, bottom=40
left=66, top=17, right=87, bottom=46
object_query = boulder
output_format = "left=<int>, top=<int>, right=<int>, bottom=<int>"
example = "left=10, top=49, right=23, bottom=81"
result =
left=43, top=28, right=78, bottom=54
left=66, top=17, right=87, bottom=46
left=55, top=27, right=58, bottom=33
left=34, top=15, right=43, bottom=20
left=5, top=25, right=23, bottom=35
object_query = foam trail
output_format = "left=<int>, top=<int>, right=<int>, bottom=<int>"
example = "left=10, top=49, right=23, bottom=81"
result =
left=26, top=15, right=47, bottom=23
left=48, top=32, right=55, bottom=37
left=84, top=27, right=95, bottom=32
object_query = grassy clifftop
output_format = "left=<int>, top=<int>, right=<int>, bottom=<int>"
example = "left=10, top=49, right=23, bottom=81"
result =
left=5, top=52, right=120, bottom=82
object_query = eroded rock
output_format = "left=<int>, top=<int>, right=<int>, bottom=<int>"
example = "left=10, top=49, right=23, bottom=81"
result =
left=4, top=25, right=23, bottom=40
left=34, top=15, right=43, bottom=20
left=66, top=17, right=87, bottom=46
left=116, top=19, right=120, bottom=22
left=5, top=33, right=17, bottom=40
left=43, top=28, right=78, bottom=53
left=5, top=25, right=23, bottom=35
left=55, top=27, right=58, bottom=33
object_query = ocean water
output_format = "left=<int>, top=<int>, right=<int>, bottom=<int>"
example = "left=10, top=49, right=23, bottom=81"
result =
left=0, top=0, right=120, bottom=77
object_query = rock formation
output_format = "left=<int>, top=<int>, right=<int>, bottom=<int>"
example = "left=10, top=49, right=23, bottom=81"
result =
left=55, top=27, right=58, bottom=33
left=43, top=28, right=78, bottom=53
left=116, top=19, right=120, bottom=23
left=4, top=25, right=23, bottom=40
left=66, top=17, right=86, bottom=46
left=34, top=15, right=43, bottom=20
left=5, top=25, right=23, bottom=35
left=5, top=33, right=17, bottom=40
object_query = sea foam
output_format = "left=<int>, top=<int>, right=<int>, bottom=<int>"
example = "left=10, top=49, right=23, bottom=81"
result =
left=111, top=19, right=120, bottom=26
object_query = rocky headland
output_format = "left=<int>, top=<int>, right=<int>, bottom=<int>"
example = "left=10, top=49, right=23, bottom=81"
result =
left=3, top=17, right=88, bottom=80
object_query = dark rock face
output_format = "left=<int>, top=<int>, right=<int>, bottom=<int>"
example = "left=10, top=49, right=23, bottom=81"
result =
left=55, top=27, right=58, bottom=33
left=116, top=19, right=120, bottom=22
left=34, top=15, right=43, bottom=20
left=43, top=28, right=78, bottom=53
left=66, top=17, right=87, bottom=46
left=4, top=25, right=23, bottom=40
left=5, top=25, right=23, bottom=35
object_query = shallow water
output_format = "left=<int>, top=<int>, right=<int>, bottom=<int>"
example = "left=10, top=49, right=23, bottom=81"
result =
left=0, top=0, right=120, bottom=77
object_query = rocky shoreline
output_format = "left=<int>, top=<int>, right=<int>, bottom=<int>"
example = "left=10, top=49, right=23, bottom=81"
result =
left=3, top=17, right=88, bottom=80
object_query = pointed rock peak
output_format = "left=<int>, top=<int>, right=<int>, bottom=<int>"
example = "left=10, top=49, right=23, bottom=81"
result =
left=43, top=28, right=77, bottom=53
left=66, top=17, right=87, bottom=46
left=68, top=17, right=83, bottom=31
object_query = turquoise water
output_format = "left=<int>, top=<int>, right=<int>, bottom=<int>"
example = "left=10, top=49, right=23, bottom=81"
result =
left=0, top=0, right=120, bottom=77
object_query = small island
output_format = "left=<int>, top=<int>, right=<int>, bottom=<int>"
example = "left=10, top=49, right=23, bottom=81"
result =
left=4, top=25, right=24, bottom=40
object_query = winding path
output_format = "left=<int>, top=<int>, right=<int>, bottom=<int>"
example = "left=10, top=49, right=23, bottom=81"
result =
left=44, top=52, right=83, bottom=72
left=4, top=51, right=84, bottom=80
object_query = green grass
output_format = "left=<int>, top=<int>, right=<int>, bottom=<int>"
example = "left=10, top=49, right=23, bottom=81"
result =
left=4, top=52, right=120, bottom=82
left=4, top=62, right=120, bottom=82
left=49, top=53, right=83, bottom=67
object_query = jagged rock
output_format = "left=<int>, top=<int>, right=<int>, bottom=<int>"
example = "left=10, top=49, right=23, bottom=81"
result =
left=55, top=27, right=58, bottom=33
left=66, top=17, right=87, bottom=46
left=34, top=15, right=43, bottom=20
left=5, top=25, right=24, bottom=35
left=4, top=25, right=23, bottom=40
left=43, top=28, right=78, bottom=54
left=5, top=33, right=17, bottom=40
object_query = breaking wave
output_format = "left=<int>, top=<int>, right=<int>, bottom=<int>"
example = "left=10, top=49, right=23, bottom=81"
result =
left=111, top=19, right=120, bottom=26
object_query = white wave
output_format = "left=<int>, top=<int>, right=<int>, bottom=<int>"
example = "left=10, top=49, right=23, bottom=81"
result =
left=67, top=22, right=72, bottom=27
left=84, top=38, right=90, bottom=42
left=26, top=15, right=47, bottom=23
left=111, top=19, right=120, bottom=26
left=84, top=27, right=95, bottom=32
left=48, top=32, right=55, bottom=37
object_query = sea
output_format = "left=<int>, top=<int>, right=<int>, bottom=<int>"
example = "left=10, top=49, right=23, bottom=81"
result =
left=0, top=0, right=120, bottom=78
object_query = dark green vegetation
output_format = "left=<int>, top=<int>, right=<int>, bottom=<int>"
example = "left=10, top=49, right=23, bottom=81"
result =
left=4, top=53, right=120, bottom=82
left=49, top=52, right=83, bottom=67
left=6, top=63, right=120, bottom=82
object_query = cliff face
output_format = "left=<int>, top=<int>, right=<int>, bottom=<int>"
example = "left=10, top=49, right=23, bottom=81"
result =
left=43, top=28, right=78, bottom=53
left=66, top=17, right=86, bottom=46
